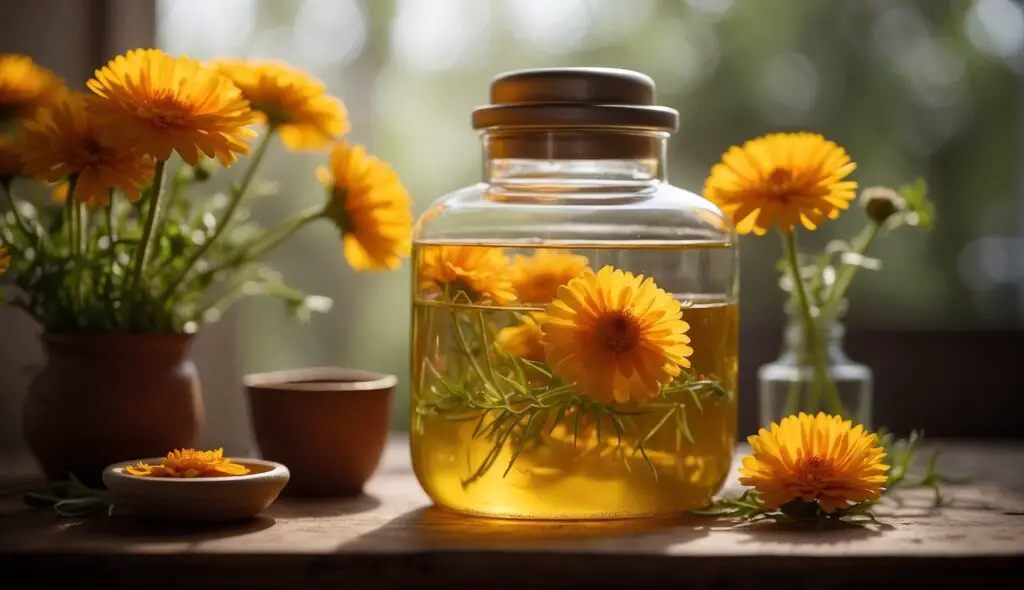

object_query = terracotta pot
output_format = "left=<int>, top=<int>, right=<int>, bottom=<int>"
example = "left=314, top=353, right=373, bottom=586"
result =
left=244, top=367, right=395, bottom=497
left=23, top=334, right=204, bottom=486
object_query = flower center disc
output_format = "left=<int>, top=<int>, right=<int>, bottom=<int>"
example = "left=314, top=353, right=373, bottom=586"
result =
left=528, top=273, right=560, bottom=299
left=594, top=312, right=640, bottom=354
left=139, top=92, right=190, bottom=128
left=767, top=167, right=793, bottom=187
left=446, top=279, right=479, bottom=302
left=798, top=455, right=829, bottom=482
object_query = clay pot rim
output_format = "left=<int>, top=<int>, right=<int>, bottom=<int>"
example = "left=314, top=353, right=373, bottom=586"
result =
left=243, top=367, right=397, bottom=393
left=103, top=457, right=289, bottom=485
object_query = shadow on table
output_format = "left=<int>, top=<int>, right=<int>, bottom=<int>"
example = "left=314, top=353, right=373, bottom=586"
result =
left=270, top=493, right=382, bottom=519
left=724, top=518, right=892, bottom=546
left=338, top=505, right=712, bottom=552
left=65, top=514, right=276, bottom=542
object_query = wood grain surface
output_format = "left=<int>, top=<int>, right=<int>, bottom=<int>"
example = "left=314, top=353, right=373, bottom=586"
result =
left=1, top=439, right=1022, bottom=589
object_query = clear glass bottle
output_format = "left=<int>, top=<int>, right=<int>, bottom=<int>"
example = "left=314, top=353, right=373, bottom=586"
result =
left=410, top=68, right=739, bottom=519
left=758, top=317, right=873, bottom=429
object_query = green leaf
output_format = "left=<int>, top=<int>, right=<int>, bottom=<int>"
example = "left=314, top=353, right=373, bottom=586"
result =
left=898, top=178, right=935, bottom=231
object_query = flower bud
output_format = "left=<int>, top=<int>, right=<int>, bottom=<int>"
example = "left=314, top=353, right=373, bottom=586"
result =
left=861, top=186, right=904, bottom=224
left=192, top=158, right=216, bottom=182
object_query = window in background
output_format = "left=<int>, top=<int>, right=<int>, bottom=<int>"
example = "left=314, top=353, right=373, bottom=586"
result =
left=158, top=0, right=1023, bottom=430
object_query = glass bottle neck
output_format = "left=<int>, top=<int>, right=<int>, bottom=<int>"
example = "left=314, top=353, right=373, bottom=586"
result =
left=783, top=317, right=848, bottom=361
left=482, top=129, right=667, bottom=184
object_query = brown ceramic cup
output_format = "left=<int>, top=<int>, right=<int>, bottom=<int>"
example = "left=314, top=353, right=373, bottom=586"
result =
left=243, top=367, right=395, bottom=497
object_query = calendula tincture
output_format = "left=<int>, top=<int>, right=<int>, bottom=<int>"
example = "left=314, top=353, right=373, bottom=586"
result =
left=409, top=69, right=739, bottom=519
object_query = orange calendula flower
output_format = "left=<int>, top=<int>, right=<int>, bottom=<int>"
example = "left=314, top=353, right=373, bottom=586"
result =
left=703, top=132, right=857, bottom=235
left=510, top=250, right=590, bottom=304
left=216, top=60, right=349, bottom=150
left=541, top=265, right=692, bottom=403
left=739, top=412, right=890, bottom=513
left=0, top=136, right=22, bottom=178
left=496, top=312, right=549, bottom=362
left=0, top=246, right=10, bottom=276
left=418, top=245, right=516, bottom=304
left=20, top=94, right=155, bottom=206
left=124, top=448, right=250, bottom=478
left=87, top=48, right=255, bottom=166
left=318, top=142, right=413, bottom=270
left=0, top=53, right=64, bottom=123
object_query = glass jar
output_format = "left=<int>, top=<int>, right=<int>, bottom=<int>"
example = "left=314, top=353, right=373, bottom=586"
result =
left=410, top=68, right=738, bottom=519
left=758, top=317, right=873, bottom=429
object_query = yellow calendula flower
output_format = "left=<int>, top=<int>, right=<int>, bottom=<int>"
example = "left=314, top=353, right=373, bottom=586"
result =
left=318, top=142, right=412, bottom=270
left=511, top=250, right=590, bottom=304
left=20, top=94, right=155, bottom=206
left=124, top=448, right=250, bottom=478
left=739, top=412, right=890, bottom=513
left=0, top=54, right=64, bottom=123
left=87, top=48, right=255, bottom=166
left=496, top=312, right=549, bottom=362
left=703, top=132, right=858, bottom=235
left=541, top=265, right=692, bottom=403
left=216, top=60, right=349, bottom=151
left=0, top=246, right=10, bottom=276
left=0, top=136, right=22, bottom=178
left=418, top=245, right=516, bottom=303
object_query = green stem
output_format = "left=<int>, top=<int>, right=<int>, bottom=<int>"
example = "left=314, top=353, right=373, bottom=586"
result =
left=186, top=205, right=324, bottom=290
left=61, top=176, right=80, bottom=327
left=105, top=203, right=116, bottom=245
left=819, top=221, right=882, bottom=323
left=240, top=205, right=322, bottom=262
left=72, top=202, right=82, bottom=256
left=123, top=160, right=168, bottom=330
left=780, top=230, right=846, bottom=417
left=73, top=201, right=87, bottom=315
left=157, top=128, right=275, bottom=304
left=1, top=179, right=33, bottom=238
left=79, top=204, right=89, bottom=254
left=65, top=193, right=75, bottom=256
left=450, top=310, right=495, bottom=393
left=784, top=379, right=802, bottom=416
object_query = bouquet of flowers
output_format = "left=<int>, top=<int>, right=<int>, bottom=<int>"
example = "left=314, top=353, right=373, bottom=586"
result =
left=704, top=132, right=934, bottom=418
left=0, top=49, right=413, bottom=333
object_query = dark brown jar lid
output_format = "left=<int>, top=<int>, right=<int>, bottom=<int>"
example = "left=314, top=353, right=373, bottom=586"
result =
left=472, top=67, right=679, bottom=132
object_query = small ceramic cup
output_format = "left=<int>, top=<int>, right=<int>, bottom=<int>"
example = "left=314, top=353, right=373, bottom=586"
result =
left=103, top=458, right=289, bottom=521
left=244, top=367, right=395, bottom=497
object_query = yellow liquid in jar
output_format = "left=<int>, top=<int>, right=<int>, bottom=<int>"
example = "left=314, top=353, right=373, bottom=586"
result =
left=410, top=243, right=738, bottom=519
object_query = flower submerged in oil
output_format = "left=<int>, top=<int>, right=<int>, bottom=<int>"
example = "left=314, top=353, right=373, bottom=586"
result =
left=411, top=243, right=738, bottom=519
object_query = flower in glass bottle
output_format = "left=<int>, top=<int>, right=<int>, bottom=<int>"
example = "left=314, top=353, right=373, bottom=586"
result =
left=496, top=312, right=548, bottom=362
left=418, top=245, right=516, bottom=303
left=704, top=132, right=859, bottom=419
left=541, top=265, right=692, bottom=403
left=510, top=250, right=589, bottom=304
left=703, top=132, right=857, bottom=236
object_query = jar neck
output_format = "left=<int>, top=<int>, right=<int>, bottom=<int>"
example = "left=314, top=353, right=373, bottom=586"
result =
left=482, top=129, right=667, bottom=184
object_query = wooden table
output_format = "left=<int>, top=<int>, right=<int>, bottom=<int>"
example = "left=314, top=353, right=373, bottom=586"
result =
left=1, top=438, right=1022, bottom=589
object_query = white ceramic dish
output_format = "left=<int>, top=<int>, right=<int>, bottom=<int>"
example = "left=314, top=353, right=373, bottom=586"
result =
left=102, top=458, right=290, bottom=522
